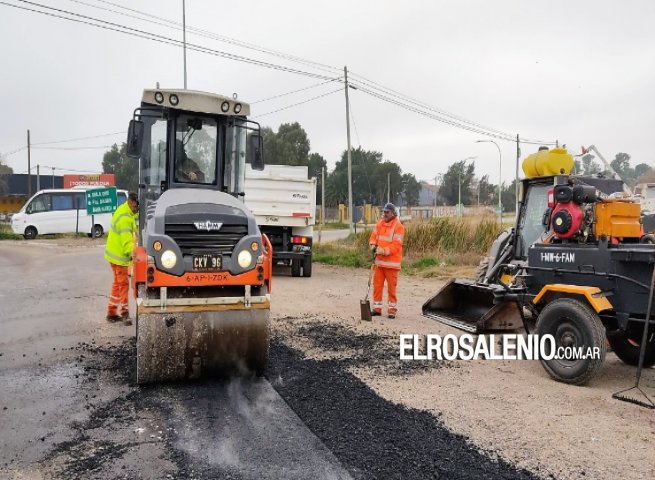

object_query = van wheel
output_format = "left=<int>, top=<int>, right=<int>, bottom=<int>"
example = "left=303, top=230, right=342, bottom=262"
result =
left=91, top=224, right=104, bottom=238
left=536, top=298, right=606, bottom=385
left=24, top=226, right=38, bottom=240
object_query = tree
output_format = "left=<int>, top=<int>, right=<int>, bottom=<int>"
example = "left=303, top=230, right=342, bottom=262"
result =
left=500, top=179, right=518, bottom=213
left=102, top=143, right=138, bottom=192
left=401, top=173, right=421, bottom=207
left=439, top=160, right=475, bottom=205
left=475, top=174, right=496, bottom=205
left=263, top=122, right=311, bottom=166
left=634, top=163, right=652, bottom=181
left=324, top=147, right=408, bottom=208
left=0, top=154, right=12, bottom=195
left=308, top=152, right=327, bottom=204
left=581, top=153, right=601, bottom=175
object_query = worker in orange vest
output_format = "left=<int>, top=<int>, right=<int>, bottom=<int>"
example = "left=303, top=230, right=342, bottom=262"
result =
left=368, top=203, right=405, bottom=319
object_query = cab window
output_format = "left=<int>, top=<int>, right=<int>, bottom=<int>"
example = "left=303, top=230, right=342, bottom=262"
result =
left=117, top=192, right=127, bottom=206
left=27, top=194, right=52, bottom=213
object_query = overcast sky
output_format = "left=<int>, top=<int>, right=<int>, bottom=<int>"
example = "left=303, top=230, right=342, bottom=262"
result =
left=1, top=0, right=654, bottom=187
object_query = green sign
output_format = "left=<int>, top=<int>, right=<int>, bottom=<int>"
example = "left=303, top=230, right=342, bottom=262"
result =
left=86, top=187, right=117, bottom=215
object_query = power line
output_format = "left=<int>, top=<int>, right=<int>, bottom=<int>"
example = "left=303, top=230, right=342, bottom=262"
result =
left=87, top=0, right=344, bottom=76
left=89, top=0, right=548, bottom=143
left=1, top=146, right=27, bottom=157
left=1, top=1, right=557, bottom=147
left=251, top=78, right=341, bottom=104
left=32, top=130, right=125, bottom=146
left=255, top=88, right=342, bottom=118
left=1, top=0, right=337, bottom=81
left=32, top=145, right=114, bottom=150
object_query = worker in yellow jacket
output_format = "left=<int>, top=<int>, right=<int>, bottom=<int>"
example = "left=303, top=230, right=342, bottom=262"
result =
left=368, top=203, right=405, bottom=319
left=104, top=192, right=138, bottom=326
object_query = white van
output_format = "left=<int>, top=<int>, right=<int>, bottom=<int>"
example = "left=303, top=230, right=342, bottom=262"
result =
left=11, top=188, right=128, bottom=239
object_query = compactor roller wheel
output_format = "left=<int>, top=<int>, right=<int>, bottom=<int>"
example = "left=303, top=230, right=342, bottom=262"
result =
left=536, top=298, right=606, bottom=385
left=136, top=289, right=270, bottom=384
left=607, top=330, right=655, bottom=368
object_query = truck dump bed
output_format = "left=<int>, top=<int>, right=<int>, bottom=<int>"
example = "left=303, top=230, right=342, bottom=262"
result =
left=244, top=165, right=316, bottom=227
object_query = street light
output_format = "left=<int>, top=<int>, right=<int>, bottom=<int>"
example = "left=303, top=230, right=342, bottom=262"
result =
left=476, top=140, right=502, bottom=225
left=457, top=156, right=477, bottom=217
left=432, top=173, right=443, bottom=216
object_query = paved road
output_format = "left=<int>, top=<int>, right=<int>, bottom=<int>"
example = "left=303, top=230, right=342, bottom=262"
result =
left=313, top=228, right=351, bottom=243
left=0, top=241, right=351, bottom=479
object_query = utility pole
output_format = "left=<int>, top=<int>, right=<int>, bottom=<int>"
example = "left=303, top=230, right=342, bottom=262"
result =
left=27, top=129, right=31, bottom=198
left=387, top=172, right=390, bottom=204
left=515, top=134, right=521, bottom=217
left=318, top=166, right=325, bottom=244
left=322, top=166, right=326, bottom=226
left=344, top=66, right=353, bottom=233
left=182, top=0, right=187, bottom=89
left=52, top=167, right=55, bottom=188
left=36, top=164, right=40, bottom=191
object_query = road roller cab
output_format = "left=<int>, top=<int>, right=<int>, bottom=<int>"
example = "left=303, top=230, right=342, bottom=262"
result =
left=126, top=88, right=272, bottom=384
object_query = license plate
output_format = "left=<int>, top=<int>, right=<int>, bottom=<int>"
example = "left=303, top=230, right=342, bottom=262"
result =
left=192, top=254, right=222, bottom=271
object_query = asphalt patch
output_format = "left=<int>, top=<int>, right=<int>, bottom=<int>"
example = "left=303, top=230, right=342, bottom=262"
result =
left=294, top=320, right=451, bottom=375
left=41, top=334, right=544, bottom=480
left=267, top=338, right=543, bottom=480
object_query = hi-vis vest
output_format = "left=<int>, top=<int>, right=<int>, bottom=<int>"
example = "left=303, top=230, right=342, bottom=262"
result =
left=104, top=202, right=137, bottom=266
left=369, top=216, right=405, bottom=270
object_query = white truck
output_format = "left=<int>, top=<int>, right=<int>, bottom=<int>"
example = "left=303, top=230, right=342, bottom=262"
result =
left=244, top=164, right=317, bottom=277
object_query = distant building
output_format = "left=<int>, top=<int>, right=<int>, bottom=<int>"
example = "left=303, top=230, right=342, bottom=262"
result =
left=418, top=181, right=440, bottom=206
left=0, top=173, right=64, bottom=214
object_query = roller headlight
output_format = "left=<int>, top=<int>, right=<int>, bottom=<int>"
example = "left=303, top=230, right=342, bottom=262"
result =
left=161, top=250, right=177, bottom=269
left=221, top=101, right=230, bottom=113
left=237, top=250, right=252, bottom=268
left=154, top=91, right=164, bottom=103
left=169, top=93, right=179, bottom=106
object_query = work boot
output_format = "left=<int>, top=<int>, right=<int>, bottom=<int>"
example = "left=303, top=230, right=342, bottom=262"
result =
left=371, top=310, right=382, bottom=317
left=388, top=313, right=396, bottom=319
left=106, top=314, right=122, bottom=323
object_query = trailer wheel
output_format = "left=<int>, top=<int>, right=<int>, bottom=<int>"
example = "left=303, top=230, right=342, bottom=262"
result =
left=302, top=256, right=312, bottom=277
left=291, top=258, right=301, bottom=277
left=24, top=226, right=38, bottom=240
left=607, top=330, right=655, bottom=367
left=536, top=298, right=606, bottom=385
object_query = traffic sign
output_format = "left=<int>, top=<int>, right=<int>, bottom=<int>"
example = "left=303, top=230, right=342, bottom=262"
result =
left=86, top=187, right=117, bottom=215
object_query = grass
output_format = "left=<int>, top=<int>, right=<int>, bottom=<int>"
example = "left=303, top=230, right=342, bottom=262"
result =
left=0, top=224, right=21, bottom=240
left=0, top=224, right=91, bottom=241
left=314, top=217, right=502, bottom=278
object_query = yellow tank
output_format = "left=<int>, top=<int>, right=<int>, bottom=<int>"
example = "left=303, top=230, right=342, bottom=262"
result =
left=522, top=147, right=574, bottom=177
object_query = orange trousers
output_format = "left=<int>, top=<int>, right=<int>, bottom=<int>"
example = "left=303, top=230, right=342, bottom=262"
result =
left=372, top=266, right=399, bottom=315
left=107, top=263, right=129, bottom=317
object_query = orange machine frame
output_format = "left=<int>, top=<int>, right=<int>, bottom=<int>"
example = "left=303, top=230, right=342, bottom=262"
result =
left=132, top=234, right=273, bottom=297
